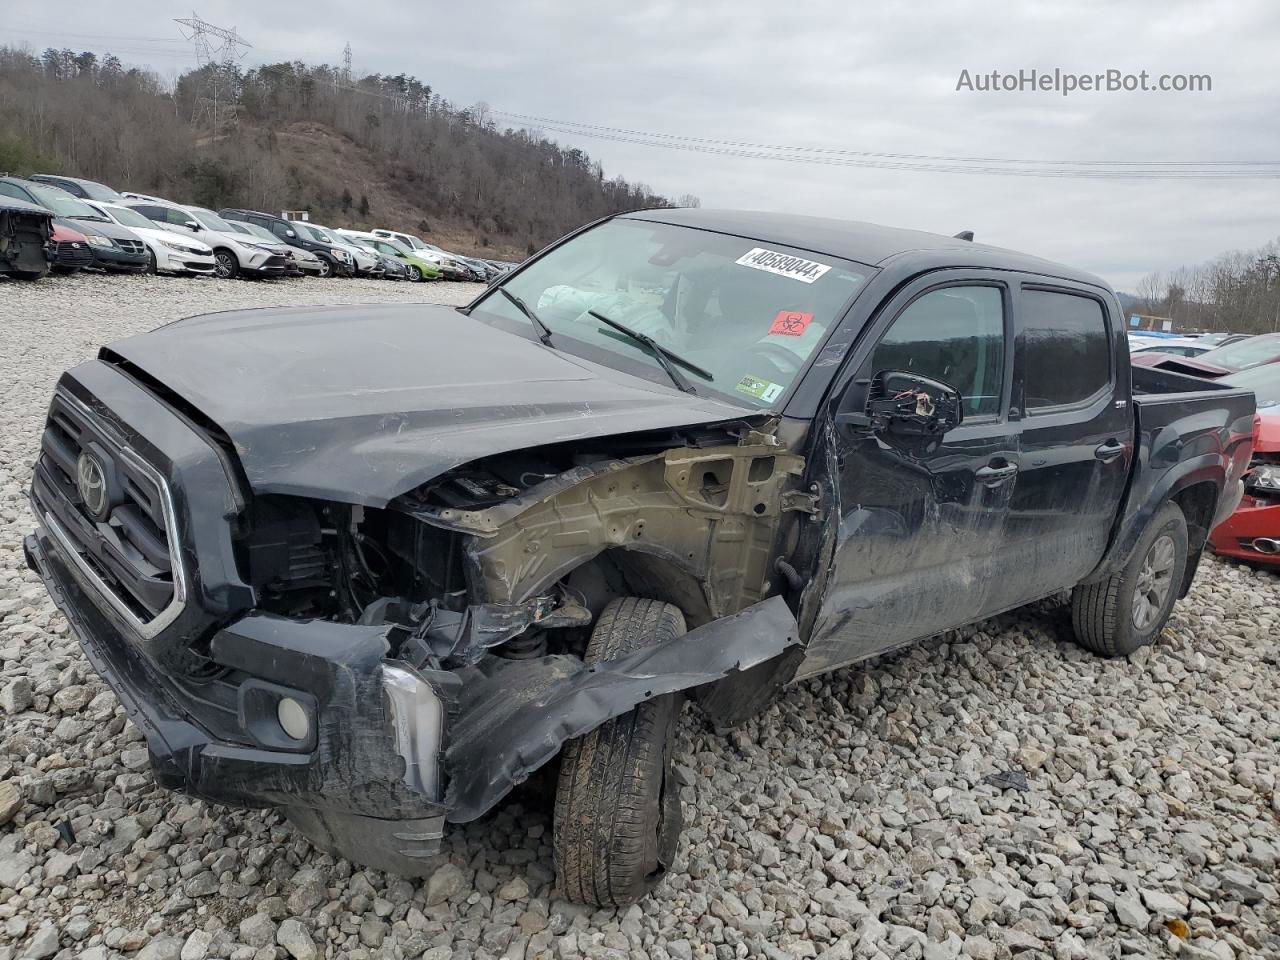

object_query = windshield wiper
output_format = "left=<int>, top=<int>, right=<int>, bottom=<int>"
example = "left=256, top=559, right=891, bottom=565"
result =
left=498, top=287, right=554, bottom=346
left=587, top=310, right=712, bottom=394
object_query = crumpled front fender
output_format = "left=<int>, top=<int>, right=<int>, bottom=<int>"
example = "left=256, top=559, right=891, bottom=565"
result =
left=442, top=595, right=800, bottom=823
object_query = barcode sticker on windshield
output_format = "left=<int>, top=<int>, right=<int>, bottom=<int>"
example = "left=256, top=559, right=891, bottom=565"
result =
left=736, top=248, right=831, bottom=284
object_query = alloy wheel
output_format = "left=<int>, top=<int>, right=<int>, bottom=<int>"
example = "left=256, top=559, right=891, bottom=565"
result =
left=1132, top=533, right=1176, bottom=629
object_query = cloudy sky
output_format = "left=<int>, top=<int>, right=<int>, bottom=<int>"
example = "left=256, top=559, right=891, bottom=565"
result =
left=8, top=0, right=1280, bottom=290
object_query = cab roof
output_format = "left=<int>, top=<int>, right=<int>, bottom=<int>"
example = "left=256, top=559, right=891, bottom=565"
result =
left=622, top=207, right=1110, bottom=291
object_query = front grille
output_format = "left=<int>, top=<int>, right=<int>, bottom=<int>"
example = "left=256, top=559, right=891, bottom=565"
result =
left=183, top=261, right=214, bottom=271
left=262, top=255, right=288, bottom=270
left=54, top=241, right=93, bottom=268
left=33, top=391, right=184, bottom=635
left=114, top=238, right=146, bottom=255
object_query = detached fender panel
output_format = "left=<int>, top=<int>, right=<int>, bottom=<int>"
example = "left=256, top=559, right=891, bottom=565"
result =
left=443, top=596, right=800, bottom=823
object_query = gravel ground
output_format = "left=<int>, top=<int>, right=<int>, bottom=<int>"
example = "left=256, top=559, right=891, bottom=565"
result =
left=1, top=272, right=1278, bottom=960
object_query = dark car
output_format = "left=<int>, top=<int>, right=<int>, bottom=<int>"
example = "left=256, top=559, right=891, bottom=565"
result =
left=0, top=195, right=54, bottom=280
left=0, top=177, right=148, bottom=272
left=25, top=209, right=1254, bottom=907
left=219, top=208, right=353, bottom=277
left=29, top=174, right=126, bottom=203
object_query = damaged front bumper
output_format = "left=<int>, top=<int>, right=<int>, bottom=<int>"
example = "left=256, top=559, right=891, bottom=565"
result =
left=27, top=522, right=799, bottom=872
left=25, top=527, right=455, bottom=865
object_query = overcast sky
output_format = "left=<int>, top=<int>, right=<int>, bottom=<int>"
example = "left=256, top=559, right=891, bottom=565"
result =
left=8, top=0, right=1280, bottom=290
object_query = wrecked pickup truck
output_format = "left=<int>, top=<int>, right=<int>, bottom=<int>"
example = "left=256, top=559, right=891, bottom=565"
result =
left=26, top=209, right=1256, bottom=905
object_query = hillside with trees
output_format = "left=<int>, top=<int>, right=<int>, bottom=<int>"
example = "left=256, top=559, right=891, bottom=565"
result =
left=1133, top=239, right=1280, bottom=335
left=0, top=46, right=687, bottom=257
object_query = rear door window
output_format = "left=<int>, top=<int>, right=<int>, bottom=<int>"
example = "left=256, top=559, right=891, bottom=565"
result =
left=1021, top=289, right=1112, bottom=410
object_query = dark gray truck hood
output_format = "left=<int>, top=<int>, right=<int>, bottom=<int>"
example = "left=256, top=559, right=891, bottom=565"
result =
left=107, top=303, right=747, bottom=506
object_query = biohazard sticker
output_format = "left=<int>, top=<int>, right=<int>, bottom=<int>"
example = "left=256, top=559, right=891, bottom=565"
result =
left=735, top=374, right=786, bottom=403
left=769, top=311, right=813, bottom=336
left=736, top=247, right=831, bottom=284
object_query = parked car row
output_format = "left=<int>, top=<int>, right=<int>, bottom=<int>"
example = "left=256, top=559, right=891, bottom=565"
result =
left=1130, top=332, right=1280, bottom=570
left=0, top=172, right=516, bottom=284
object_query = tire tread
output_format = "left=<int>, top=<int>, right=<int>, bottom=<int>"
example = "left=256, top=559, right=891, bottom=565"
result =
left=553, top=598, right=684, bottom=907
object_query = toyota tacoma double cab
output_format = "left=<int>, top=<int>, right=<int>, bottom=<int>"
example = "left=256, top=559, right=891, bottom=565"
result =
left=26, top=210, right=1256, bottom=905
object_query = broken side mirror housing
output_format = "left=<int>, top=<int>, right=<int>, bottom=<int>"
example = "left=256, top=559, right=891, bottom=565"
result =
left=864, top=370, right=964, bottom=437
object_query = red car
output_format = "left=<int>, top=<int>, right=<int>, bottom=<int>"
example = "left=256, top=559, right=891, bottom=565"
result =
left=1209, top=365, right=1280, bottom=566
left=49, top=222, right=94, bottom=274
left=1131, top=332, right=1280, bottom=379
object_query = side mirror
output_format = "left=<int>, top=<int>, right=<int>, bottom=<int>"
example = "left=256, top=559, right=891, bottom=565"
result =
left=286, top=229, right=296, bottom=238
left=184, top=220, right=200, bottom=231
left=861, top=370, right=964, bottom=437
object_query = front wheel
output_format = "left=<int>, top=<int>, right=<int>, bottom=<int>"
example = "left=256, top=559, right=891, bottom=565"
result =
left=408, top=264, right=423, bottom=281
left=554, top=598, right=684, bottom=907
left=1070, top=501, right=1188, bottom=656
left=213, top=249, right=239, bottom=279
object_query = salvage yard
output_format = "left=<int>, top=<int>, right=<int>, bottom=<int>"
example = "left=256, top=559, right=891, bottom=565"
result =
left=0, top=274, right=1278, bottom=960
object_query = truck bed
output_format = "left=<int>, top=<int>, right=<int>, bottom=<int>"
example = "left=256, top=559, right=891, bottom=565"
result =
left=1095, top=365, right=1256, bottom=587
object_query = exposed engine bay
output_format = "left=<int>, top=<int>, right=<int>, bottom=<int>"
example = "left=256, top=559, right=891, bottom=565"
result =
left=239, top=420, right=814, bottom=673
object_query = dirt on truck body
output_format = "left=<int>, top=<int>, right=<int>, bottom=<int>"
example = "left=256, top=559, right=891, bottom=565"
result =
left=26, top=209, right=1255, bottom=905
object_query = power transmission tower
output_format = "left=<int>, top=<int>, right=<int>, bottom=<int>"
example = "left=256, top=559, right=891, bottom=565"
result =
left=342, top=42, right=353, bottom=84
left=175, top=12, right=251, bottom=137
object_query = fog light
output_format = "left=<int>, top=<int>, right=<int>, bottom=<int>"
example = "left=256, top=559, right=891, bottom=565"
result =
left=277, top=697, right=311, bottom=741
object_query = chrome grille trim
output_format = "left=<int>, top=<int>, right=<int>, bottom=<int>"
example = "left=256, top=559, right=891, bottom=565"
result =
left=43, top=391, right=188, bottom=639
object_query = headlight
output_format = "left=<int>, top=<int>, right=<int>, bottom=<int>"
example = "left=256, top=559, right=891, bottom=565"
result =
left=160, top=239, right=202, bottom=254
left=330, top=248, right=351, bottom=261
left=1250, top=464, right=1280, bottom=491
left=84, top=235, right=113, bottom=248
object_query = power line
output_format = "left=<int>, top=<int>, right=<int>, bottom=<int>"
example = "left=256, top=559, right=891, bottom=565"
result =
left=499, top=118, right=1280, bottom=181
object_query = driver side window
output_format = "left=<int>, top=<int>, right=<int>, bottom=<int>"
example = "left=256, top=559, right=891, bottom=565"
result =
left=864, top=285, right=1006, bottom=417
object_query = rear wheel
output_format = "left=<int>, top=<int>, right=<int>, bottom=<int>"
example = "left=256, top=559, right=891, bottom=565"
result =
left=554, top=598, right=684, bottom=907
left=1071, top=501, right=1188, bottom=656
left=213, top=249, right=239, bottom=279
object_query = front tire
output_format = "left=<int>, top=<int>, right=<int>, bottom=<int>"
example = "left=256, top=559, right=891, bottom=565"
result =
left=408, top=264, right=423, bottom=281
left=1071, top=501, right=1188, bottom=656
left=213, top=249, right=239, bottom=279
left=554, top=598, right=685, bottom=907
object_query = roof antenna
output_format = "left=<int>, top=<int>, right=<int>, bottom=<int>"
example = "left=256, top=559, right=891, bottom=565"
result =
left=953, top=230, right=975, bottom=241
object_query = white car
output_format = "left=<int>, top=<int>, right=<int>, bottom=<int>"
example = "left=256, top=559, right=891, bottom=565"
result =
left=86, top=201, right=216, bottom=276
left=120, top=198, right=291, bottom=279
left=227, top=221, right=326, bottom=276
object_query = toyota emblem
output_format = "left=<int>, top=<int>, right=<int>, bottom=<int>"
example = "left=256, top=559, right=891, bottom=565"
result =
left=76, top=452, right=109, bottom=519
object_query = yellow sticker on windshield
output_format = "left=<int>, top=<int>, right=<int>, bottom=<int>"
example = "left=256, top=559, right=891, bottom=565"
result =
left=736, top=375, right=785, bottom=403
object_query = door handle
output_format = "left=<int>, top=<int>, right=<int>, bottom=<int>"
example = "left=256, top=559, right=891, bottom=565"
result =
left=1094, top=440, right=1125, bottom=463
left=975, top=461, right=1018, bottom=486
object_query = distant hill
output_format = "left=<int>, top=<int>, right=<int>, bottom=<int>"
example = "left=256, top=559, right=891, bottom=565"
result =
left=0, top=47, right=688, bottom=258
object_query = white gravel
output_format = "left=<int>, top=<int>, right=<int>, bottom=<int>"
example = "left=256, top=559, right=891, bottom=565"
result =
left=1, top=272, right=1279, bottom=960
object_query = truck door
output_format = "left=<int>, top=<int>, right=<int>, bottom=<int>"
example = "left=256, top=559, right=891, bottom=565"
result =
left=799, top=276, right=1021, bottom=679
left=997, top=282, right=1132, bottom=605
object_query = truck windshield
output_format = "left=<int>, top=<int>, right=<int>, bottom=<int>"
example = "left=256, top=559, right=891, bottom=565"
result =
left=473, top=219, right=871, bottom=408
